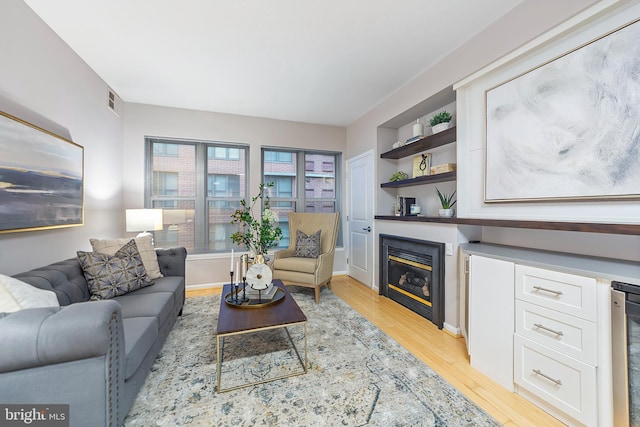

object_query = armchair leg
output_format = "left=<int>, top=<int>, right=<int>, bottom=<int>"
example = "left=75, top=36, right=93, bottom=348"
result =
left=315, top=286, right=320, bottom=304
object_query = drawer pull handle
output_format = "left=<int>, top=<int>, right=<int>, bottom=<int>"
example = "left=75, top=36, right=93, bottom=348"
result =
left=533, top=323, right=564, bottom=336
left=532, top=285, right=563, bottom=296
left=532, top=369, right=562, bottom=386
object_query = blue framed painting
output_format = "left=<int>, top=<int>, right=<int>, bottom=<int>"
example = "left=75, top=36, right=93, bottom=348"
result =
left=0, top=112, right=84, bottom=233
left=485, top=18, right=640, bottom=202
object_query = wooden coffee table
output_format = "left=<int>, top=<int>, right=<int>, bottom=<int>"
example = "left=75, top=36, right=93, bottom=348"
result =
left=216, top=279, right=307, bottom=393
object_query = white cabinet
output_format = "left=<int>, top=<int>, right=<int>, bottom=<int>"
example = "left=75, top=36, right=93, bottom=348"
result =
left=515, top=265, right=598, bottom=320
left=514, top=335, right=597, bottom=424
left=468, top=255, right=515, bottom=391
left=515, top=300, right=598, bottom=365
left=514, top=265, right=599, bottom=426
left=466, top=254, right=607, bottom=426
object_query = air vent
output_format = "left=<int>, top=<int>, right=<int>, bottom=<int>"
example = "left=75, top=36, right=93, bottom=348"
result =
left=107, top=88, right=122, bottom=117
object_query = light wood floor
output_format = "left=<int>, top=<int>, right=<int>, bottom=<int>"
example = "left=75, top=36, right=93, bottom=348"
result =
left=186, top=275, right=564, bottom=426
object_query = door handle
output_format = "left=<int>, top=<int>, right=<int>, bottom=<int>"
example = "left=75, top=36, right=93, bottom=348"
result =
left=362, top=226, right=371, bottom=232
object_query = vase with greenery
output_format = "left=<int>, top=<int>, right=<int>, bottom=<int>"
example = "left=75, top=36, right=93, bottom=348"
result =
left=230, top=182, right=283, bottom=255
left=430, top=111, right=452, bottom=134
left=436, top=188, right=456, bottom=217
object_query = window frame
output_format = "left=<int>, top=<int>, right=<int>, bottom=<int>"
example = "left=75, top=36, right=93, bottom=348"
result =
left=262, top=147, right=342, bottom=248
left=145, top=137, right=249, bottom=254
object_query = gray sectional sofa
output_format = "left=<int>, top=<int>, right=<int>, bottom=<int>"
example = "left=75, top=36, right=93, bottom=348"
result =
left=0, top=247, right=187, bottom=427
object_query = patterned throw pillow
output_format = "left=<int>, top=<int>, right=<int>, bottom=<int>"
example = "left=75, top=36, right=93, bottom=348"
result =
left=78, top=239, right=154, bottom=301
left=293, top=229, right=321, bottom=258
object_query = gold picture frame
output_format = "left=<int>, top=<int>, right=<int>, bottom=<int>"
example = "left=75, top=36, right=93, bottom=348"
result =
left=0, top=112, right=84, bottom=233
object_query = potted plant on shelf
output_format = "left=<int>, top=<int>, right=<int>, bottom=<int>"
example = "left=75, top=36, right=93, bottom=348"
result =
left=430, top=111, right=452, bottom=134
left=389, top=171, right=409, bottom=182
left=230, top=182, right=283, bottom=260
left=436, top=188, right=456, bottom=217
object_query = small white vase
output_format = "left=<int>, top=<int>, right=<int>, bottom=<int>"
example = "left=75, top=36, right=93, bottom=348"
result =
left=438, top=208, right=455, bottom=218
left=431, top=122, right=450, bottom=134
left=412, top=119, right=424, bottom=137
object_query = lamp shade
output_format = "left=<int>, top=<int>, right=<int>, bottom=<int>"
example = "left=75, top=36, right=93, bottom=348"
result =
left=126, top=209, right=163, bottom=233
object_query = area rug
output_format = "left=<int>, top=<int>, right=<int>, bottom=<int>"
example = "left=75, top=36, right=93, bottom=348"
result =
left=124, top=287, right=500, bottom=426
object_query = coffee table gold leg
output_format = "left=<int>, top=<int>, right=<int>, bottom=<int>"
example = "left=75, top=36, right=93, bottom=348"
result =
left=216, top=335, right=222, bottom=393
left=284, top=323, right=307, bottom=373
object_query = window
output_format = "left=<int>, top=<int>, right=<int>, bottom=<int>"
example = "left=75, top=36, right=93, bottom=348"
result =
left=153, top=143, right=179, bottom=156
left=153, top=172, right=178, bottom=196
left=208, top=174, right=240, bottom=197
left=146, top=137, right=248, bottom=254
left=271, top=176, right=293, bottom=198
left=263, top=149, right=341, bottom=248
left=210, top=147, right=240, bottom=160
left=264, top=151, right=293, bottom=163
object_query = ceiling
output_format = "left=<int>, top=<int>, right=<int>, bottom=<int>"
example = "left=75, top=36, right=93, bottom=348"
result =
left=24, top=0, right=523, bottom=127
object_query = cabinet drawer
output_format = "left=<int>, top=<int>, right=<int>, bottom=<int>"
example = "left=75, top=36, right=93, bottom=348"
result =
left=515, top=300, right=597, bottom=365
left=515, top=265, right=597, bottom=321
left=514, top=335, right=596, bottom=425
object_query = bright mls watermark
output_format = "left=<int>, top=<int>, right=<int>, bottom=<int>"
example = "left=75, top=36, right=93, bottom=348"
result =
left=0, top=405, right=69, bottom=426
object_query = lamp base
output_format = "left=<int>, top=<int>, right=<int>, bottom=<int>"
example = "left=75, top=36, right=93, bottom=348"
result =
left=136, top=231, right=153, bottom=245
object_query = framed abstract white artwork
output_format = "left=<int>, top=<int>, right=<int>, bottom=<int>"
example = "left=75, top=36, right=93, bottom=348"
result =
left=485, top=18, right=640, bottom=202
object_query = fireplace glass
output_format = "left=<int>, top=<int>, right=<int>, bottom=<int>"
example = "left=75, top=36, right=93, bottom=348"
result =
left=388, top=249, right=432, bottom=308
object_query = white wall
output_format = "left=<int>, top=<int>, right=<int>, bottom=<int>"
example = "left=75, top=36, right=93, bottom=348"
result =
left=122, top=103, right=347, bottom=286
left=346, top=0, right=601, bottom=161
left=455, top=0, right=640, bottom=262
left=345, top=0, right=633, bottom=330
left=456, top=0, right=640, bottom=225
left=0, top=0, right=123, bottom=275
left=0, top=1, right=347, bottom=282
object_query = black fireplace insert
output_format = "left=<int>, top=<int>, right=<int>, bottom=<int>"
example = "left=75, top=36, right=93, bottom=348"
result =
left=379, top=234, right=445, bottom=329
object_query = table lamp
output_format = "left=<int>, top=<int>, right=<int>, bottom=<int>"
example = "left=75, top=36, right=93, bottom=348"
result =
left=126, top=209, right=163, bottom=241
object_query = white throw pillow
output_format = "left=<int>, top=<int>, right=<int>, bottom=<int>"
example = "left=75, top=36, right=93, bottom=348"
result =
left=0, top=281, right=21, bottom=312
left=90, top=235, right=163, bottom=279
left=0, top=274, right=60, bottom=312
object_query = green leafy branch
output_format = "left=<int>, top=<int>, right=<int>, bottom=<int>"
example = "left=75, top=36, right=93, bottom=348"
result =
left=230, top=182, right=283, bottom=254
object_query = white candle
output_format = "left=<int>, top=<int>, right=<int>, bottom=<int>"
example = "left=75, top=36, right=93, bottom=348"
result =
left=235, top=261, right=239, bottom=285
left=242, top=259, right=246, bottom=278
left=230, top=249, right=234, bottom=272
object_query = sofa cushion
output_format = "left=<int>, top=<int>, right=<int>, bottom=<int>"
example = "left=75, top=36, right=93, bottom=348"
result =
left=77, top=240, right=154, bottom=301
left=0, top=274, right=59, bottom=312
left=115, top=292, right=174, bottom=327
left=122, top=317, right=158, bottom=380
left=90, top=235, right=163, bottom=279
left=128, top=276, right=182, bottom=296
left=273, top=256, right=318, bottom=274
left=293, top=229, right=321, bottom=258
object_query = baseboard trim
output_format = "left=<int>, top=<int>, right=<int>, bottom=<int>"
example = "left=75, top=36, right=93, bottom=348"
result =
left=186, top=282, right=223, bottom=290
left=443, top=322, right=461, bottom=338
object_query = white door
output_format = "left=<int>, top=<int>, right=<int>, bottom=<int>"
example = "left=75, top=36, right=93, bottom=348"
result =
left=346, top=150, right=374, bottom=287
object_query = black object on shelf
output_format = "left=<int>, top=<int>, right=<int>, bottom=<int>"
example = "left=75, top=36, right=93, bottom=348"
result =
left=397, top=197, right=416, bottom=216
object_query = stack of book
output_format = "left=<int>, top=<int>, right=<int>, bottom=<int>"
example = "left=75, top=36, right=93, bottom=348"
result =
left=405, top=135, right=424, bottom=144
left=245, top=283, right=278, bottom=300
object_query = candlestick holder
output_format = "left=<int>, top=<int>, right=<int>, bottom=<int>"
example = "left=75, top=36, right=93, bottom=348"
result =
left=241, top=276, right=248, bottom=302
left=230, top=271, right=237, bottom=303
